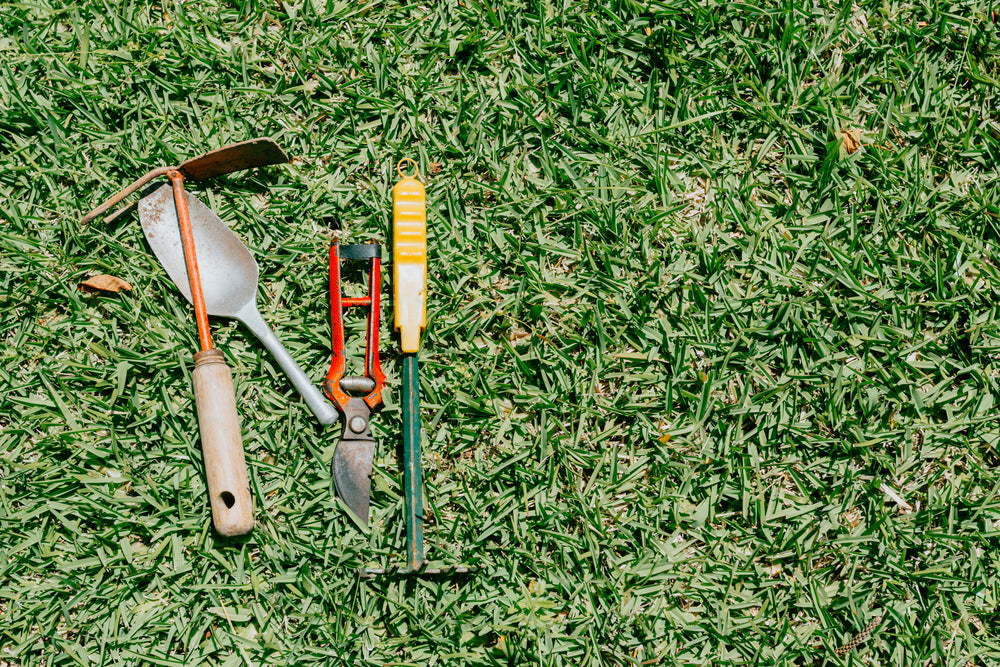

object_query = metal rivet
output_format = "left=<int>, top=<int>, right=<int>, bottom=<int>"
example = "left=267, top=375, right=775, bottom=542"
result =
left=349, top=416, right=367, bottom=433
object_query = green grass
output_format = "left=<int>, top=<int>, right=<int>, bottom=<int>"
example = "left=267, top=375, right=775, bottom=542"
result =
left=3, top=0, right=1000, bottom=665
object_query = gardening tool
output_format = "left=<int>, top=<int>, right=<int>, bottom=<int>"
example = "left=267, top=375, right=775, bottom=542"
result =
left=141, top=195, right=388, bottom=523
left=325, top=242, right=386, bottom=525
left=81, top=138, right=288, bottom=225
left=136, top=185, right=340, bottom=427
left=392, top=159, right=429, bottom=572
left=165, top=170, right=254, bottom=537
left=361, top=160, right=474, bottom=577
left=81, top=140, right=287, bottom=536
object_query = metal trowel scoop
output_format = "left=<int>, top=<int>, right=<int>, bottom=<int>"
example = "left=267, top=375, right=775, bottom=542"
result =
left=138, top=184, right=339, bottom=426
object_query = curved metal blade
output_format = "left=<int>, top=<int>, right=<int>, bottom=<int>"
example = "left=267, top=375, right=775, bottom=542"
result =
left=333, top=440, right=375, bottom=525
left=179, top=138, right=288, bottom=180
left=137, top=185, right=259, bottom=318
left=137, top=185, right=341, bottom=426
left=82, top=138, right=288, bottom=225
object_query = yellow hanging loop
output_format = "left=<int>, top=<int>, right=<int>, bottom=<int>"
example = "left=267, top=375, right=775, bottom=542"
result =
left=392, top=159, right=427, bottom=352
left=396, top=158, right=420, bottom=180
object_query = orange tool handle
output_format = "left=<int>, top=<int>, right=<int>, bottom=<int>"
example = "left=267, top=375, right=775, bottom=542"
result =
left=168, top=170, right=213, bottom=352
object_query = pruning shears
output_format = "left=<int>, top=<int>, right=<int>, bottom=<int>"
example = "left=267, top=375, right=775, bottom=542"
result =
left=324, top=242, right=386, bottom=524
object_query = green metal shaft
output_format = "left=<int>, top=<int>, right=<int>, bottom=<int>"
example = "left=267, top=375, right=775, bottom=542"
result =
left=402, top=353, right=424, bottom=570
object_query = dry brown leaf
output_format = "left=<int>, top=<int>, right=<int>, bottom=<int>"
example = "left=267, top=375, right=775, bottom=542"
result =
left=840, top=128, right=862, bottom=154
left=428, top=161, right=443, bottom=175
left=79, top=274, right=133, bottom=294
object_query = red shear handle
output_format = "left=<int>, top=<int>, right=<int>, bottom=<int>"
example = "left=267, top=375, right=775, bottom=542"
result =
left=325, top=242, right=386, bottom=412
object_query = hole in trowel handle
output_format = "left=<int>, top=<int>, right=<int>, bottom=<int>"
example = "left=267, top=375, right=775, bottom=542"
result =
left=220, top=491, right=236, bottom=509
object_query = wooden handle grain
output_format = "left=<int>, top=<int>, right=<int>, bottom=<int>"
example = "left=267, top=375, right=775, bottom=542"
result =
left=192, top=349, right=253, bottom=536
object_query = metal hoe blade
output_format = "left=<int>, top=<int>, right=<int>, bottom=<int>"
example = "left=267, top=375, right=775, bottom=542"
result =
left=81, top=138, right=288, bottom=225
left=178, top=139, right=288, bottom=181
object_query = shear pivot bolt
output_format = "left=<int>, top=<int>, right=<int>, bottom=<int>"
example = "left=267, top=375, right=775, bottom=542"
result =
left=349, top=416, right=367, bottom=434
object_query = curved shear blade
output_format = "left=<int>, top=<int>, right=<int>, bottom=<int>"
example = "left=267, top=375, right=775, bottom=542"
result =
left=333, top=440, right=375, bottom=525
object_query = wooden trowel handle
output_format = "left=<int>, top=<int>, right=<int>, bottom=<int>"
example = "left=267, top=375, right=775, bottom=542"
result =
left=192, top=349, right=253, bottom=536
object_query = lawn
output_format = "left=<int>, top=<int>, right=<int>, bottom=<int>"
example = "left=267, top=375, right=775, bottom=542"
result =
left=2, top=0, right=1000, bottom=665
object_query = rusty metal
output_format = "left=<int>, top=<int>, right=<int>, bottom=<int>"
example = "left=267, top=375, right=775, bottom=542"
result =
left=80, top=166, right=173, bottom=224
left=176, top=138, right=287, bottom=180
left=167, top=170, right=213, bottom=352
left=332, top=397, right=378, bottom=524
left=81, top=138, right=288, bottom=224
